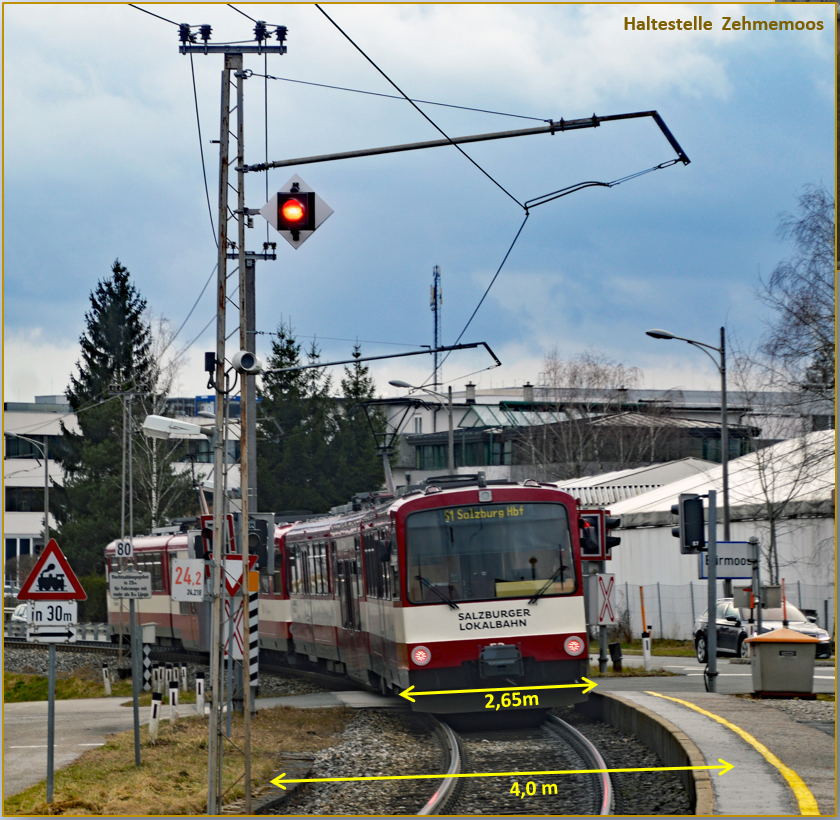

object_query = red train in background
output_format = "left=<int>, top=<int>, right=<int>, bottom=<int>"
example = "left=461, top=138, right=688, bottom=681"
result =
left=106, top=474, right=596, bottom=713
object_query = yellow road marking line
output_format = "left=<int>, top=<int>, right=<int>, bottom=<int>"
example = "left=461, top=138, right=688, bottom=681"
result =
left=645, top=691, right=819, bottom=816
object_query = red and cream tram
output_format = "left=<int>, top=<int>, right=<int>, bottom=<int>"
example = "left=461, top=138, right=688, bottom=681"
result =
left=106, top=476, right=592, bottom=713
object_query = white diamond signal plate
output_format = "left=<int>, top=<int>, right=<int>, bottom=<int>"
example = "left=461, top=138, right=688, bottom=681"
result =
left=260, top=174, right=333, bottom=249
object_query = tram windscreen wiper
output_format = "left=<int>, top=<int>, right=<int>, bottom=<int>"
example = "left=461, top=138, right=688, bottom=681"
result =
left=528, top=556, right=567, bottom=605
left=416, top=575, right=460, bottom=610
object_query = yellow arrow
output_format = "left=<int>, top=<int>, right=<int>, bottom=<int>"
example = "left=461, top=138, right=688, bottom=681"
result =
left=399, top=677, right=598, bottom=702
left=271, top=759, right=733, bottom=789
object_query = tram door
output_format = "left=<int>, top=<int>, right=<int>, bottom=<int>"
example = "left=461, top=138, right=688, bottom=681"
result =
left=335, top=537, right=366, bottom=682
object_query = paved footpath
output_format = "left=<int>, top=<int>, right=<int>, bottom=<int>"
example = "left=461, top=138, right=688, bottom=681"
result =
left=3, top=697, right=150, bottom=799
left=616, top=691, right=835, bottom=817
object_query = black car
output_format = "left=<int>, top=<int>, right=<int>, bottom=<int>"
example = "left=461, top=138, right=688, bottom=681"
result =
left=694, top=598, right=833, bottom=661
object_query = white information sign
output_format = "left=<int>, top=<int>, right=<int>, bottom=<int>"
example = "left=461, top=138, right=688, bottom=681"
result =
left=699, top=542, right=752, bottom=580
left=114, top=539, right=134, bottom=559
left=170, top=558, right=205, bottom=602
left=28, top=600, right=78, bottom=626
left=27, top=625, right=77, bottom=644
left=110, top=570, right=153, bottom=599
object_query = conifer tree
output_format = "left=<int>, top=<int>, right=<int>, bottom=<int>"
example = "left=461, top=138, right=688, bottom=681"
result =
left=53, top=260, right=192, bottom=573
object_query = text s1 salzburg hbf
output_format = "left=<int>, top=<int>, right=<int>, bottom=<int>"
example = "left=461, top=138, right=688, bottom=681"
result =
left=625, top=16, right=825, bottom=32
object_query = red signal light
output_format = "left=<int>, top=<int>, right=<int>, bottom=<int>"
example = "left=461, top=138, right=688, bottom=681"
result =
left=280, top=198, right=306, bottom=224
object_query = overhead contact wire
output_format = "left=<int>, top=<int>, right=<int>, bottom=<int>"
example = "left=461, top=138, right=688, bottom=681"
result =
left=251, top=72, right=546, bottom=122
left=190, top=53, right=218, bottom=247
left=314, top=4, right=525, bottom=211
left=128, top=4, right=179, bottom=26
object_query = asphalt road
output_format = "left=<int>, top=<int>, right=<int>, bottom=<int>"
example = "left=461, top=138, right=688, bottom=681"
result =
left=3, top=697, right=146, bottom=799
left=593, top=652, right=836, bottom=696
left=3, top=656, right=834, bottom=800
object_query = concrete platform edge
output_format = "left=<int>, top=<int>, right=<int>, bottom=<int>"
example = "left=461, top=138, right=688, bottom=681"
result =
left=575, top=692, right=714, bottom=816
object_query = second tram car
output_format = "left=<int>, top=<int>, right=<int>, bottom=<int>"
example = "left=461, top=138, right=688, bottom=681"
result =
left=105, top=475, right=592, bottom=713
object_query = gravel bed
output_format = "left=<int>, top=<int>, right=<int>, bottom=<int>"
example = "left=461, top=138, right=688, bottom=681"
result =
left=3, top=644, right=325, bottom=697
left=271, top=710, right=444, bottom=815
left=740, top=695, right=836, bottom=735
left=449, top=725, right=599, bottom=815
left=555, top=706, right=692, bottom=815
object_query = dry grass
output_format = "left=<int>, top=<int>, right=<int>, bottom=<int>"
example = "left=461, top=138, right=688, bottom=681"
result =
left=588, top=663, right=677, bottom=678
left=3, top=705, right=351, bottom=816
left=4, top=670, right=196, bottom=706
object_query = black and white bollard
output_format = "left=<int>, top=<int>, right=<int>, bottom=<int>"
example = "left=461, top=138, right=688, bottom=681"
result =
left=152, top=664, right=160, bottom=694
left=169, top=680, right=179, bottom=724
left=149, top=692, right=162, bottom=743
left=195, top=671, right=205, bottom=718
left=180, top=664, right=187, bottom=693
left=165, top=663, right=173, bottom=694
left=102, top=663, right=111, bottom=697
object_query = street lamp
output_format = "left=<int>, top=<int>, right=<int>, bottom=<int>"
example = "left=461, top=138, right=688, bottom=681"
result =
left=389, top=380, right=455, bottom=475
left=7, top=432, right=50, bottom=557
left=646, top=327, right=730, bottom=541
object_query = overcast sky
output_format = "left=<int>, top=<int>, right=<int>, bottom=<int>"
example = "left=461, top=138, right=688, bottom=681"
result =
left=3, top=3, right=834, bottom=404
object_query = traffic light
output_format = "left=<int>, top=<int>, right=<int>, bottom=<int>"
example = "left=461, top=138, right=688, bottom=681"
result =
left=604, top=515, right=621, bottom=554
left=247, top=517, right=269, bottom=569
left=671, top=493, right=705, bottom=554
left=579, top=514, right=602, bottom=558
left=276, top=191, right=315, bottom=239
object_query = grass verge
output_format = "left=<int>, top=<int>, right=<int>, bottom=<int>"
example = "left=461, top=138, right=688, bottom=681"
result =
left=591, top=639, right=696, bottom=658
left=4, top=672, right=196, bottom=705
left=3, top=705, right=351, bottom=816
left=588, top=663, right=677, bottom=678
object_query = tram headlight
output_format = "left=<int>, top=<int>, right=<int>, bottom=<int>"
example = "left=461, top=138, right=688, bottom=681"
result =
left=411, top=645, right=432, bottom=666
left=564, top=636, right=585, bottom=656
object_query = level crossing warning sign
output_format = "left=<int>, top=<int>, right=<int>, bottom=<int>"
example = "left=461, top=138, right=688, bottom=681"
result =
left=17, top=539, right=87, bottom=601
left=223, top=554, right=257, bottom=597
left=587, top=573, right=616, bottom=626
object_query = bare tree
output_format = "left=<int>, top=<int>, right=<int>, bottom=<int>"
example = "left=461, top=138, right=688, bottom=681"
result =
left=517, top=349, right=647, bottom=480
left=132, top=313, right=200, bottom=528
left=729, top=349, right=835, bottom=584
left=759, top=185, right=834, bottom=402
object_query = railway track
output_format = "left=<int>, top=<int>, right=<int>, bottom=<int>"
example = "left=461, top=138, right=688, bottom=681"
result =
left=420, top=713, right=613, bottom=815
left=3, top=638, right=368, bottom=693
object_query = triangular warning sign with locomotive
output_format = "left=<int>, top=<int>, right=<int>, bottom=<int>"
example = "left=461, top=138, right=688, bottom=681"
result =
left=18, top=539, right=87, bottom=601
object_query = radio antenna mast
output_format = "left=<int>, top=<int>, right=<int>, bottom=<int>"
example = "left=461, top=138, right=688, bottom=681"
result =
left=431, top=265, right=442, bottom=389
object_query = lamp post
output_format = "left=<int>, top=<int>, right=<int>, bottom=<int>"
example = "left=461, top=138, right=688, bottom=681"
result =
left=389, top=381, right=455, bottom=475
left=646, top=327, right=730, bottom=539
left=8, top=432, right=50, bottom=559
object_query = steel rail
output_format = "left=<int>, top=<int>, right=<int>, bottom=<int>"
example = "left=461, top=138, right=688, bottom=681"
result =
left=417, top=718, right=462, bottom=815
left=545, top=713, right=614, bottom=815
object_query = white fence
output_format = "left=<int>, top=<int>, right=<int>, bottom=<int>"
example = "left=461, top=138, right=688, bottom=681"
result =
left=610, top=582, right=835, bottom=641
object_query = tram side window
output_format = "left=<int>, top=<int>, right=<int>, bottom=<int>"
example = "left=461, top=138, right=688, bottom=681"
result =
left=354, top=537, right=364, bottom=599
left=388, top=529, right=399, bottom=600
left=288, top=546, right=303, bottom=595
left=307, top=541, right=330, bottom=596
left=135, top=552, right=163, bottom=592
left=363, top=533, right=379, bottom=599
left=272, top=547, right=283, bottom=595
left=378, top=533, right=391, bottom=601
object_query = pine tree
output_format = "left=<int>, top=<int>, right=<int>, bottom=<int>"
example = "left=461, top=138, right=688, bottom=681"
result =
left=53, top=260, right=193, bottom=574
left=256, top=329, right=384, bottom=512
left=334, top=343, right=385, bottom=498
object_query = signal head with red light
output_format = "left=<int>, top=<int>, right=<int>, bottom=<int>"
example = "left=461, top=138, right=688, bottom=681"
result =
left=277, top=191, right=315, bottom=235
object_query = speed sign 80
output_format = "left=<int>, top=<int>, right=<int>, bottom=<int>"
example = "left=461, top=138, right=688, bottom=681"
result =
left=114, top=540, right=133, bottom=558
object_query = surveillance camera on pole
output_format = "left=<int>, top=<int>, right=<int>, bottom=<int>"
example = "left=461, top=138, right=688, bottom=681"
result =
left=231, top=350, right=264, bottom=375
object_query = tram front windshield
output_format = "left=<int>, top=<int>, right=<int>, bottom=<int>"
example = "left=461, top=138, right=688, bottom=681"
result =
left=405, top=503, right=575, bottom=603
